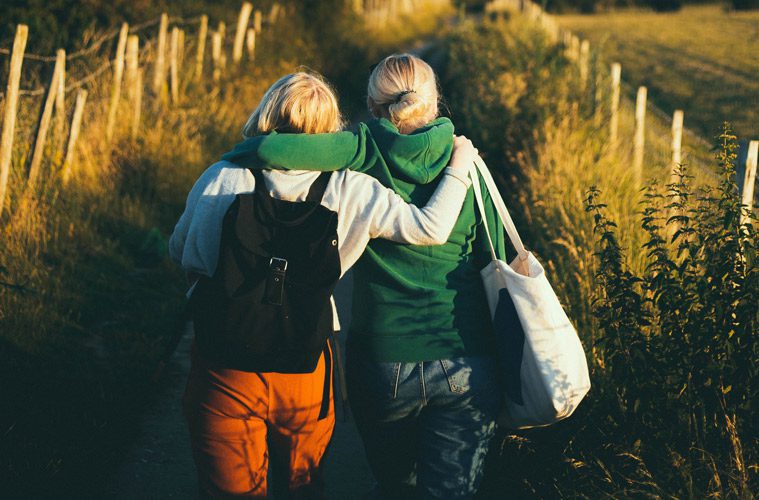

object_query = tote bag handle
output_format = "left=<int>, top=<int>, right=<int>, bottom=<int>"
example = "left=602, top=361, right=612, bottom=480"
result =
left=469, top=158, right=529, bottom=262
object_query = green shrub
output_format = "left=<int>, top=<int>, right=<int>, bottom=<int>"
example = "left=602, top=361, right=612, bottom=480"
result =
left=585, top=125, right=757, bottom=495
left=442, top=18, right=571, bottom=182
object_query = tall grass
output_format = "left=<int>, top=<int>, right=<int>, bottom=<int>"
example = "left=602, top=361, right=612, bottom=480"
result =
left=443, top=16, right=757, bottom=497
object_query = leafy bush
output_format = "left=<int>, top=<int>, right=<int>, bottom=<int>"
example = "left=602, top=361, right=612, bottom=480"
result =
left=442, top=18, right=571, bottom=181
left=586, top=126, right=757, bottom=495
left=0, top=0, right=281, bottom=53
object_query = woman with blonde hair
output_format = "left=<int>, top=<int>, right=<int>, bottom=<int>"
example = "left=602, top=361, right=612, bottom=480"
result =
left=226, top=55, right=506, bottom=499
left=170, top=71, right=479, bottom=498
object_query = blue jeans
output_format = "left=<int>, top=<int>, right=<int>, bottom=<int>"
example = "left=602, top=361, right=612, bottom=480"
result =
left=347, top=347, right=501, bottom=500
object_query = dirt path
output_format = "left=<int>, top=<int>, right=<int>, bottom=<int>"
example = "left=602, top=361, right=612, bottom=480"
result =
left=107, top=322, right=197, bottom=499
left=107, top=274, right=373, bottom=499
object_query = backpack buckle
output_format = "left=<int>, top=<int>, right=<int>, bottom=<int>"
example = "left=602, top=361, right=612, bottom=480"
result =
left=269, top=257, right=288, bottom=272
left=265, top=257, right=288, bottom=306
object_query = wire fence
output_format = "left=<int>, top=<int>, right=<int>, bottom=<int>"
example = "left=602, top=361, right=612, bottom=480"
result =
left=0, top=2, right=284, bottom=218
left=484, top=0, right=757, bottom=202
left=0, top=15, right=205, bottom=64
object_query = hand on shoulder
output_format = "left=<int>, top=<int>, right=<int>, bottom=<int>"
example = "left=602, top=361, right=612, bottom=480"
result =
left=449, top=135, right=479, bottom=170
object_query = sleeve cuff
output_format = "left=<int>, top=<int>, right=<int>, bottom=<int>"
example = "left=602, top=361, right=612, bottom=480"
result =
left=444, top=166, right=472, bottom=188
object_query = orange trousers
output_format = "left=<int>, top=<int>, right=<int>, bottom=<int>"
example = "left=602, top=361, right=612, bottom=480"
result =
left=183, top=344, right=335, bottom=499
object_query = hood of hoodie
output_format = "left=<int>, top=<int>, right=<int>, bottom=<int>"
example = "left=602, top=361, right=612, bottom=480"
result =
left=219, top=117, right=455, bottom=186
left=366, top=117, right=454, bottom=185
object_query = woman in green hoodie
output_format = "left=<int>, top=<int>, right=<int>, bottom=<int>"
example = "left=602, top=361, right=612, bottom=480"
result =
left=223, top=54, right=506, bottom=500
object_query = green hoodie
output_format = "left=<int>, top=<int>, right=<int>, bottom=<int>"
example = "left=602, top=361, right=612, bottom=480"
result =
left=222, top=117, right=506, bottom=362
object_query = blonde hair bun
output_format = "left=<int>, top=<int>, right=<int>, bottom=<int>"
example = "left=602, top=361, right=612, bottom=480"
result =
left=368, top=54, right=439, bottom=134
left=387, top=90, right=429, bottom=125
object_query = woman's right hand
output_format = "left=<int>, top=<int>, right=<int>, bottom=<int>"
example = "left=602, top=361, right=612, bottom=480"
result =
left=449, top=135, right=479, bottom=170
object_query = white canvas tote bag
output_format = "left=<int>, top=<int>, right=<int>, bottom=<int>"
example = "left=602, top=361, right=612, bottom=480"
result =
left=469, top=158, right=590, bottom=429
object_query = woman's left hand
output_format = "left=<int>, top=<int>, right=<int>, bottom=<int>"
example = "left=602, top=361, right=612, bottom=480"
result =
left=449, top=135, right=479, bottom=170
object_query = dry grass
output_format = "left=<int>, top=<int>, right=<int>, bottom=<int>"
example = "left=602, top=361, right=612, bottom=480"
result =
left=0, top=58, right=286, bottom=499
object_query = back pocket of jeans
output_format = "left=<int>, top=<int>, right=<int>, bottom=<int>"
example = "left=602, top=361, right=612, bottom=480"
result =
left=440, top=357, right=497, bottom=395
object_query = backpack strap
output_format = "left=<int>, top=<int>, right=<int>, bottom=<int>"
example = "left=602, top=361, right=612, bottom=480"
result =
left=250, top=169, right=268, bottom=198
left=305, top=172, right=332, bottom=202
left=318, top=339, right=332, bottom=420
left=249, top=169, right=331, bottom=203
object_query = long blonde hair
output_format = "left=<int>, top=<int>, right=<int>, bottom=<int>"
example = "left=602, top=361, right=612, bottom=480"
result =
left=367, top=54, right=439, bottom=134
left=242, top=72, right=344, bottom=137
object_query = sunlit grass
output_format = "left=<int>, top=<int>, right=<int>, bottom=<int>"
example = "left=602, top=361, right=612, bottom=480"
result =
left=557, top=4, right=759, bottom=139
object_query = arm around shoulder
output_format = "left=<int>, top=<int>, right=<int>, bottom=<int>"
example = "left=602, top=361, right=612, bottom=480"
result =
left=355, top=134, right=479, bottom=245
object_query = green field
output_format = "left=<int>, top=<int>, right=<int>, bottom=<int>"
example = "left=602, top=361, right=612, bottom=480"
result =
left=558, top=4, right=759, bottom=140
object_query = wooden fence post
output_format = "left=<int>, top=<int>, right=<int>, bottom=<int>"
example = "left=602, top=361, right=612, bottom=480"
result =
left=579, top=40, right=589, bottom=92
left=217, top=22, right=227, bottom=70
left=27, top=49, right=66, bottom=190
left=633, top=86, right=647, bottom=184
left=0, top=24, right=28, bottom=216
left=609, top=63, right=621, bottom=145
left=246, top=29, right=256, bottom=60
left=741, top=140, right=758, bottom=224
left=234, top=2, right=253, bottom=64
left=671, top=109, right=684, bottom=167
left=125, top=35, right=139, bottom=100
left=170, top=27, right=180, bottom=104
left=153, top=14, right=169, bottom=95
left=269, top=2, right=282, bottom=23
left=178, top=29, right=185, bottom=69
left=131, top=70, right=143, bottom=139
left=106, top=22, right=129, bottom=143
left=592, top=55, right=602, bottom=127
left=570, top=35, right=580, bottom=62
left=55, top=51, right=66, bottom=141
left=62, top=89, right=88, bottom=185
left=254, top=10, right=263, bottom=33
left=212, top=31, right=223, bottom=82
left=196, top=15, right=208, bottom=80
left=562, top=30, right=571, bottom=57
left=667, top=110, right=686, bottom=223
left=218, top=21, right=226, bottom=50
